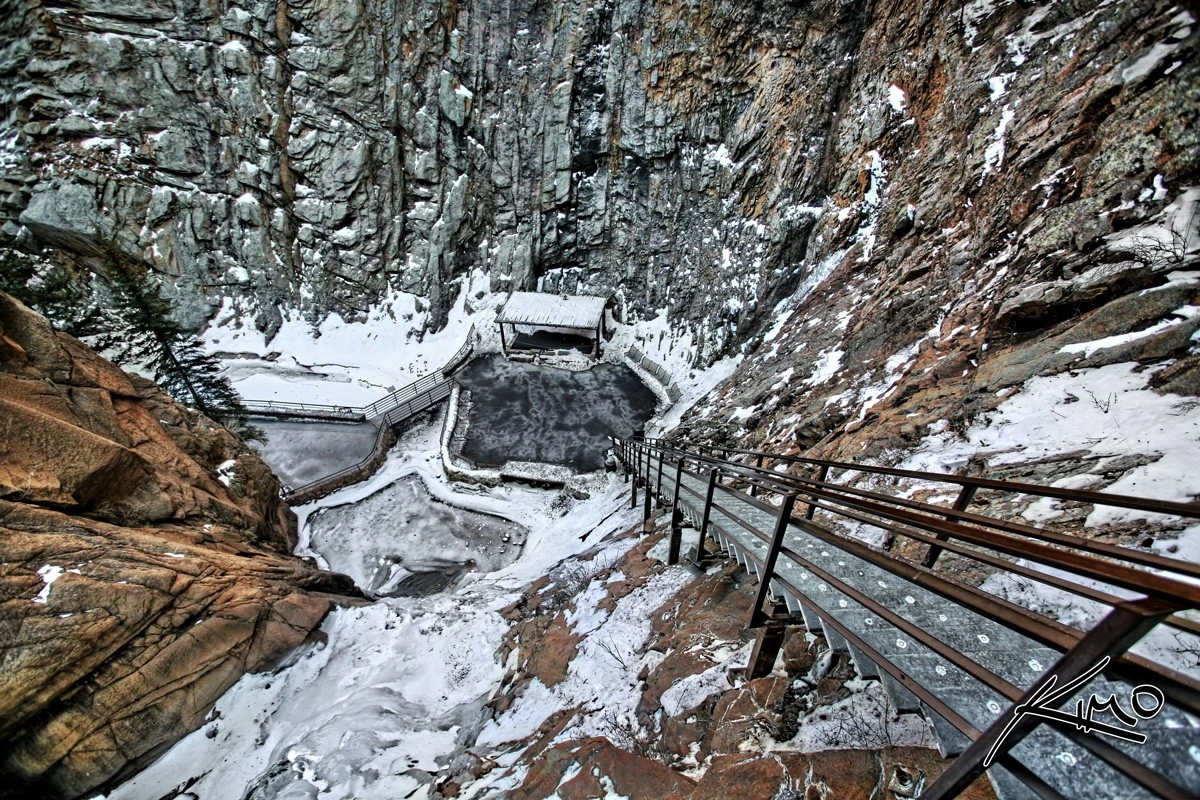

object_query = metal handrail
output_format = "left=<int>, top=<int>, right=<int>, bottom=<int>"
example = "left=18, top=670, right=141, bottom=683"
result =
left=241, top=326, right=475, bottom=422
left=241, top=400, right=359, bottom=413
left=640, top=438, right=1200, bottom=580
left=665, top=438, right=1200, bottom=519
left=613, top=436, right=1200, bottom=800
left=634, top=436, right=1200, bottom=648
left=240, top=400, right=365, bottom=420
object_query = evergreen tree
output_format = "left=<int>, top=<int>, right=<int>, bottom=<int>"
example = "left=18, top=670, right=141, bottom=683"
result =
left=0, top=250, right=103, bottom=336
left=4, top=244, right=261, bottom=441
left=93, top=266, right=259, bottom=437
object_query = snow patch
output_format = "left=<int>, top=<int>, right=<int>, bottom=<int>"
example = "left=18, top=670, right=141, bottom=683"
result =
left=32, top=565, right=66, bottom=604
left=982, top=105, right=1015, bottom=179
left=805, top=349, right=844, bottom=387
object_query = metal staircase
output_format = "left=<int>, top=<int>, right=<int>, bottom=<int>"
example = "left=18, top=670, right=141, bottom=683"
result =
left=613, top=437, right=1200, bottom=799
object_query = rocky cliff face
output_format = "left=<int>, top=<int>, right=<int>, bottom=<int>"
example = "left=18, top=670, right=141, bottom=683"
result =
left=8, top=0, right=1191, bottom=360
left=643, top=1, right=1200, bottom=469
left=0, top=292, right=363, bottom=799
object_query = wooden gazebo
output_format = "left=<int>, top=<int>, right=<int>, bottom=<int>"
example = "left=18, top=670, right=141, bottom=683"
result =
left=496, top=292, right=608, bottom=357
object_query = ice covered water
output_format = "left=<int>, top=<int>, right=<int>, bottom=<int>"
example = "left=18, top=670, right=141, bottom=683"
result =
left=454, top=354, right=657, bottom=471
left=307, top=475, right=526, bottom=596
left=251, top=419, right=380, bottom=488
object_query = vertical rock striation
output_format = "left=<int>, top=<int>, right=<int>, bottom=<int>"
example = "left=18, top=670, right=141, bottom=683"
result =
left=5, top=0, right=1190, bottom=362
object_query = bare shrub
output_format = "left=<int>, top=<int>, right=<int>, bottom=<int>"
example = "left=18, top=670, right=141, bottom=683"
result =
left=809, top=684, right=911, bottom=750
left=1128, top=207, right=1198, bottom=269
left=599, top=709, right=673, bottom=763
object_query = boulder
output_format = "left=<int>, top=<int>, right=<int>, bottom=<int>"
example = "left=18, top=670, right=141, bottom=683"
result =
left=0, top=293, right=363, bottom=798
left=506, top=738, right=694, bottom=800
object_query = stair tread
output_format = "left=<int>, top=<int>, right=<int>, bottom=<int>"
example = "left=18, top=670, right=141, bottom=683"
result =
left=638, top=456, right=1200, bottom=798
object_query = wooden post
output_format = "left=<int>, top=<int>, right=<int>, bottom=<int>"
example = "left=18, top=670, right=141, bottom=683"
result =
left=499, top=322, right=508, bottom=355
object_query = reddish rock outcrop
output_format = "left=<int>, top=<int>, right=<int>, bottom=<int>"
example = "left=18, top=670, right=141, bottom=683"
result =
left=0, top=293, right=363, bottom=798
left=508, top=738, right=998, bottom=800
left=486, top=523, right=996, bottom=800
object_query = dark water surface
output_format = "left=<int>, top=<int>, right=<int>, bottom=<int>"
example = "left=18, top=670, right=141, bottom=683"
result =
left=454, top=354, right=658, bottom=471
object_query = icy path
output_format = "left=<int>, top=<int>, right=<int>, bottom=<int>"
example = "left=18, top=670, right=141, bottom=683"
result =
left=103, top=415, right=644, bottom=800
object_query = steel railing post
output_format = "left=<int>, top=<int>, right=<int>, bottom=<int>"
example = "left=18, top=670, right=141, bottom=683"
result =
left=668, top=456, right=685, bottom=564
left=921, top=596, right=1178, bottom=800
left=922, top=484, right=979, bottom=568
left=750, top=453, right=764, bottom=497
left=805, top=464, right=829, bottom=520
left=630, top=443, right=639, bottom=509
left=691, top=466, right=720, bottom=566
left=655, top=449, right=665, bottom=505
left=642, top=446, right=653, bottom=530
left=749, top=493, right=797, bottom=628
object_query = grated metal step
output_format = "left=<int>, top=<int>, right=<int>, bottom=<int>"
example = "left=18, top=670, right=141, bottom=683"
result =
left=622, top=455, right=1200, bottom=799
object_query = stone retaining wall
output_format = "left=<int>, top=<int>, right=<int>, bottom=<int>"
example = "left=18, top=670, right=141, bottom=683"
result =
left=627, top=346, right=683, bottom=404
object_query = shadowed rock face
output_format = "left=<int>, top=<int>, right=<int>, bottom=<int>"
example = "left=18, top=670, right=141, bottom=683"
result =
left=0, top=293, right=363, bottom=799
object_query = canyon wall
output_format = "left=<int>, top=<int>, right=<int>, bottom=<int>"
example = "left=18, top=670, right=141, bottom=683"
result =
left=664, top=0, right=1200, bottom=474
left=0, top=292, right=363, bottom=798
left=8, top=0, right=1190, bottom=365
left=1, top=1, right=1196, bottom=795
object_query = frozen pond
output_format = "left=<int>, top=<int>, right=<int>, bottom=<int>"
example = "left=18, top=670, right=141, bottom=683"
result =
left=454, top=355, right=657, bottom=471
left=307, top=475, right=526, bottom=596
left=252, top=419, right=380, bottom=488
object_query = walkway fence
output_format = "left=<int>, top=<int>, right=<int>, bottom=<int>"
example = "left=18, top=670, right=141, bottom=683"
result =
left=248, top=325, right=475, bottom=503
left=614, top=435, right=1200, bottom=800
left=627, top=345, right=682, bottom=403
